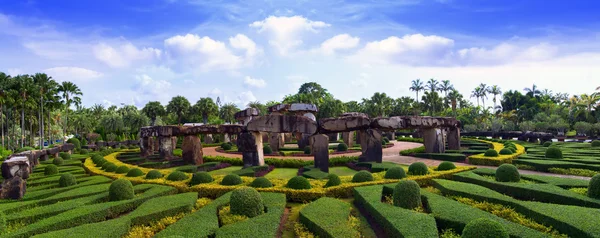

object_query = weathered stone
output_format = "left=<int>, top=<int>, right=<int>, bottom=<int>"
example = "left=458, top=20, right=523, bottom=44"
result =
left=269, top=133, right=284, bottom=152
left=289, top=103, right=318, bottom=112
left=405, top=116, right=460, bottom=129
left=302, top=113, right=316, bottom=122
left=1, top=156, right=30, bottom=179
left=147, top=137, right=155, bottom=154
left=284, top=133, right=292, bottom=143
left=370, top=117, right=405, bottom=131
left=182, top=135, right=203, bottom=165
left=358, top=129, right=382, bottom=163
left=223, top=134, right=231, bottom=143
left=141, top=137, right=152, bottom=157
left=218, top=125, right=244, bottom=134
left=310, top=134, right=329, bottom=173
left=342, top=132, right=354, bottom=147
left=297, top=133, right=310, bottom=150
left=341, top=112, right=368, bottom=117
left=159, top=136, right=174, bottom=160
left=246, top=115, right=318, bottom=134
left=204, top=134, right=214, bottom=144
left=268, top=104, right=290, bottom=113
left=253, top=131, right=265, bottom=166
left=327, top=133, right=339, bottom=142
left=318, top=116, right=371, bottom=133
left=447, top=127, right=461, bottom=150
left=234, top=108, right=260, bottom=125
left=40, top=154, right=49, bottom=161
left=237, top=132, right=260, bottom=167
left=423, top=128, right=445, bottom=153
left=0, top=176, right=26, bottom=200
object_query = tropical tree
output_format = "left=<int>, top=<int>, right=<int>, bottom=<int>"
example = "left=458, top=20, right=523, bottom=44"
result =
left=0, top=72, right=12, bottom=147
left=471, top=86, right=481, bottom=107
left=524, top=84, right=541, bottom=97
left=141, top=101, right=165, bottom=126
left=193, top=98, right=219, bottom=123
left=447, top=89, right=462, bottom=116
left=421, top=91, right=443, bottom=116
left=219, top=103, right=239, bottom=124
left=479, top=83, right=489, bottom=108
left=13, top=75, right=38, bottom=147
left=57, top=81, right=83, bottom=137
left=246, top=101, right=266, bottom=116
left=33, top=73, right=58, bottom=148
left=409, top=79, right=425, bottom=102
left=425, top=78, right=439, bottom=93
left=439, top=80, right=453, bottom=98
left=390, top=97, right=415, bottom=116
left=363, top=92, right=393, bottom=117
left=166, top=96, right=191, bottom=125
left=489, top=85, right=502, bottom=111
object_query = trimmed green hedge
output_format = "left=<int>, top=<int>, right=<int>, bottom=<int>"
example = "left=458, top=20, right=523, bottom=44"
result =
left=413, top=153, right=466, bottom=162
left=299, top=197, right=359, bottom=238
left=513, top=159, right=600, bottom=172
left=471, top=168, right=589, bottom=188
left=214, top=192, right=286, bottom=238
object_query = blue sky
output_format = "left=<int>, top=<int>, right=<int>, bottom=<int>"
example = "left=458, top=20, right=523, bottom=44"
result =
left=1, top=0, right=599, bottom=108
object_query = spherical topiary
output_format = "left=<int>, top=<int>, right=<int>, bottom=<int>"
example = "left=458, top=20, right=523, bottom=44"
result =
left=495, top=164, right=520, bottom=182
left=393, top=180, right=421, bottom=209
left=384, top=167, right=407, bottom=179
left=67, top=138, right=81, bottom=150
left=221, top=174, right=243, bottom=185
left=52, top=157, right=64, bottom=166
left=263, top=145, right=273, bottom=155
left=102, top=162, right=114, bottom=170
left=189, top=172, right=214, bottom=186
left=166, top=171, right=189, bottom=181
left=352, top=171, right=374, bottom=183
left=499, top=148, right=513, bottom=155
left=95, top=158, right=107, bottom=167
left=44, top=164, right=59, bottom=175
left=287, top=176, right=311, bottom=189
left=221, top=143, right=232, bottom=150
left=545, top=147, right=563, bottom=159
left=105, top=164, right=118, bottom=172
left=543, top=141, right=553, bottom=147
left=337, top=143, right=348, bottom=152
left=304, top=147, right=311, bottom=155
left=381, top=140, right=388, bottom=146
left=230, top=187, right=264, bottom=218
left=58, top=173, right=77, bottom=187
left=59, top=152, right=71, bottom=160
left=79, top=149, right=89, bottom=155
left=145, top=170, right=163, bottom=179
left=461, top=218, right=509, bottom=238
left=588, top=174, right=600, bottom=199
left=250, top=177, right=273, bottom=188
left=508, top=147, right=517, bottom=153
left=591, top=140, right=600, bottom=147
left=484, top=149, right=499, bottom=157
left=91, top=154, right=103, bottom=163
left=437, top=161, right=456, bottom=171
left=126, top=168, right=144, bottom=177
left=324, top=174, right=341, bottom=187
left=505, top=144, right=517, bottom=150
left=115, top=166, right=130, bottom=174
left=408, top=162, right=429, bottom=175
left=109, top=179, right=134, bottom=201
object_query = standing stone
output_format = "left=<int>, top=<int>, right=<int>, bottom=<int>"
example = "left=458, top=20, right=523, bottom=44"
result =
left=1, top=157, right=31, bottom=179
left=423, top=128, right=445, bottom=153
left=237, top=132, right=259, bottom=167
left=223, top=134, right=231, bottom=143
left=253, top=131, right=265, bottom=166
left=342, top=132, right=354, bottom=147
left=284, top=133, right=292, bottom=143
left=359, top=129, right=383, bottom=163
left=182, top=135, right=203, bottom=165
left=447, top=127, right=461, bottom=150
left=310, top=134, right=329, bottom=173
left=297, top=134, right=310, bottom=150
left=40, top=154, right=49, bottom=161
left=204, top=134, right=214, bottom=144
left=153, top=138, right=159, bottom=154
left=269, top=133, right=285, bottom=152
left=356, top=131, right=362, bottom=145
left=172, top=136, right=178, bottom=149
left=327, top=133, right=339, bottom=142
left=147, top=137, right=155, bottom=154
left=0, top=176, right=26, bottom=200
left=159, top=136, right=174, bottom=160
left=141, top=137, right=151, bottom=157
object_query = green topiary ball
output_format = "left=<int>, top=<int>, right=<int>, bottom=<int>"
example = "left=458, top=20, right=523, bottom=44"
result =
left=221, top=174, right=243, bottom=186
left=145, top=170, right=163, bottom=179
left=462, top=218, right=509, bottom=238
left=115, top=166, right=130, bottom=174
left=96, top=159, right=107, bottom=167
left=352, top=171, right=374, bottom=183
left=79, top=149, right=89, bottom=155
left=126, top=168, right=144, bottom=177
left=384, top=167, right=407, bottom=179
left=166, top=171, right=189, bottom=181
left=287, top=176, right=312, bottom=189
left=190, top=172, right=214, bottom=186
left=408, top=162, right=429, bottom=175
left=545, top=147, right=563, bottom=159
left=337, top=143, right=348, bottom=152
left=102, top=162, right=115, bottom=171
left=508, top=147, right=517, bottom=153
left=230, top=187, right=264, bottom=218
left=484, top=149, right=499, bottom=157
left=588, top=174, right=600, bottom=199
left=221, top=143, right=232, bottom=150
left=67, top=138, right=81, bottom=150
left=250, top=177, right=273, bottom=188
left=495, top=164, right=520, bottom=182
left=59, top=173, right=77, bottom=187
left=105, top=164, right=118, bottom=172
left=44, top=164, right=59, bottom=175
left=263, top=145, right=272, bottom=155
left=437, top=161, right=456, bottom=171
left=591, top=140, right=600, bottom=147
left=324, top=174, right=341, bottom=187
left=52, top=157, right=64, bottom=166
left=59, top=152, right=71, bottom=160
left=381, top=140, right=387, bottom=146
left=109, top=179, right=134, bottom=201
left=91, top=154, right=104, bottom=163
left=543, top=141, right=553, bottom=147
left=393, top=180, right=421, bottom=209
left=304, top=147, right=311, bottom=155
left=499, top=148, right=513, bottom=155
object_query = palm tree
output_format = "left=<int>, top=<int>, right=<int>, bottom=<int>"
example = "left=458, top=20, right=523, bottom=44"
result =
left=421, top=91, right=442, bottom=116
left=57, top=81, right=82, bottom=138
left=523, top=84, right=541, bottom=97
left=141, top=101, right=165, bottom=126
left=578, top=93, right=600, bottom=119
left=425, top=78, right=439, bottom=93
left=166, top=96, right=191, bottom=125
left=365, top=92, right=392, bottom=117
left=479, top=83, right=489, bottom=108
left=219, top=103, right=239, bottom=124
left=194, top=97, right=219, bottom=124
left=13, top=75, right=37, bottom=147
left=489, top=85, right=502, bottom=110
left=439, top=80, right=453, bottom=97
left=447, top=89, right=462, bottom=116
left=0, top=72, right=12, bottom=147
left=246, top=101, right=266, bottom=116
left=33, top=73, right=57, bottom=149
left=471, top=86, right=481, bottom=107
left=409, top=79, right=425, bottom=102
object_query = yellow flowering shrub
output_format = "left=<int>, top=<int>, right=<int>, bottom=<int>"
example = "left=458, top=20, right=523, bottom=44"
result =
left=467, top=139, right=525, bottom=166
left=123, top=213, right=187, bottom=238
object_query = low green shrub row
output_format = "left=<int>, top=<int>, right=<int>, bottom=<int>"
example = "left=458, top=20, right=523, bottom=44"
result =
left=399, top=146, right=425, bottom=156
left=214, top=192, right=286, bottom=237
left=471, top=168, right=589, bottom=188
left=204, top=155, right=358, bottom=168
left=513, top=159, right=600, bottom=172
left=413, top=153, right=467, bottom=162
left=20, top=176, right=112, bottom=202
left=299, top=197, right=359, bottom=238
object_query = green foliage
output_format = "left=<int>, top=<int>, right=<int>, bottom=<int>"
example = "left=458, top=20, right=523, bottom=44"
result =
left=175, top=165, right=198, bottom=173
left=0, top=211, right=5, bottom=233
left=250, top=177, right=273, bottom=188
left=101, top=162, right=114, bottom=170
left=115, top=165, right=130, bottom=174
left=543, top=141, right=553, bottom=147
left=437, top=161, right=456, bottom=171
left=105, top=164, right=118, bottom=172
left=324, top=174, right=341, bottom=187
left=16, top=146, right=35, bottom=153
left=52, top=157, right=64, bottom=165
left=495, top=164, right=520, bottom=182
left=384, top=167, right=407, bottom=179
left=588, top=174, right=600, bottom=199
left=484, top=149, right=499, bottom=157
left=190, top=172, right=213, bottom=186
left=337, top=143, right=348, bottom=152
left=299, top=197, right=359, bottom=238
left=44, top=164, right=59, bottom=175
left=263, top=145, right=273, bottom=155
left=408, top=162, right=429, bottom=175
left=591, top=140, right=600, bottom=147
left=58, top=173, right=77, bottom=187
left=204, top=155, right=358, bottom=168
left=499, top=148, right=513, bottom=155
left=413, top=153, right=466, bottom=162
left=221, top=142, right=232, bottom=150
left=287, top=176, right=312, bottom=189
left=67, top=138, right=81, bottom=150
left=221, top=174, right=243, bottom=185
left=230, top=187, right=264, bottom=218
left=166, top=171, right=188, bottom=181
left=126, top=168, right=144, bottom=177
left=393, top=180, right=421, bottom=209
left=352, top=171, right=374, bottom=183
left=79, top=149, right=89, bottom=155
left=109, top=179, right=134, bottom=201
left=145, top=170, right=163, bottom=179
left=59, top=152, right=71, bottom=160
left=462, top=218, right=509, bottom=238
left=304, top=147, right=311, bottom=155
left=545, top=147, right=563, bottom=159
left=400, top=146, right=425, bottom=156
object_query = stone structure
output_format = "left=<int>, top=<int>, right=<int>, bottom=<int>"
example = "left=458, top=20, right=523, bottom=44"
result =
left=182, top=135, right=203, bottom=165
left=310, top=134, right=329, bottom=172
left=268, top=103, right=318, bottom=150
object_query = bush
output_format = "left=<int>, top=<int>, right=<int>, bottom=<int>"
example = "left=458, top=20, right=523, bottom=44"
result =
left=437, top=161, right=456, bottom=171
left=52, top=157, right=64, bottom=165
left=91, top=154, right=104, bottom=163
left=408, top=162, right=429, bottom=175
left=15, top=146, right=35, bottom=153
left=145, top=170, right=163, bottom=179
left=461, top=218, right=509, bottom=238
left=393, top=180, right=421, bottom=209
left=508, top=147, right=517, bottom=153
left=105, top=164, right=118, bottom=172
left=67, top=138, right=81, bottom=150
left=543, top=141, right=553, bottom=147
left=591, top=140, right=600, bottom=147
left=499, top=148, right=513, bottom=155
left=352, top=171, right=374, bottom=183
left=250, top=177, right=273, bottom=188
left=324, top=174, right=341, bottom=187
left=381, top=140, right=387, bottom=146
left=230, top=187, right=264, bottom=218
left=167, top=171, right=189, bottom=181
left=545, top=147, right=563, bottom=159
left=126, top=168, right=144, bottom=177
left=484, top=149, right=499, bottom=157
left=101, top=162, right=114, bottom=170
left=304, top=147, right=311, bottom=155
left=221, top=143, right=232, bottom=150
left=115, top=165, right=130, bottom=174
left=384, top=167, right=406, bottom=179
left=588, top=174, right=600, bottom=199
left=337, top=143, right=348, bottom=152
left=58, top=173, right=77, bottom=187
left=287, top=176, right=312, bottom=189
left=120, top=145, right=127, bottom=149
left=44, top=164, right=59, bottom=175
left=263, top=145, right=272, bottom=155
left=59, top=152, right=71, bottom=160
left=495, top=164, right=520, bottom=182
left=221, top=174, right=243, bottom=186
left=79, top=149, right=89, bottom=155
left=190, top=172, right=214, bottom=186
left=109, top=179, right=134, bottom=201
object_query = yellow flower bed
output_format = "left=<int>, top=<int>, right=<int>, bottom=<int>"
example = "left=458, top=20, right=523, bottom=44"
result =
left=85, top=152, right=475, bottom=202
left=467, top=139, right=525, bottom=166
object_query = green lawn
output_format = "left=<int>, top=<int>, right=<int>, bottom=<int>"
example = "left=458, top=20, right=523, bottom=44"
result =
left=329, top=166, right=360, bottom=176
left=264, top=168, right=298, bottom=180
left=208, top=166, right=243, bottom=176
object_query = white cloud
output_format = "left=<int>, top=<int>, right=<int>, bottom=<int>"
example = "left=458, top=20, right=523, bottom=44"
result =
left=131, top=74, right=172, bottom=106
left=43, top=67, right=103, bottom=82
left=458, top=42, right=559, bottom=65
left=229, top=34, right=262, bottom=58
left=93, top=42, right=161, bottom=68
left=237, top=91, right=257, bottom=107
left=318, top=34, right=360, bottom=55
left=243, top=76, right=266, bottom=88
left=250, top=15, right=330, bottom=55
left=209, top=88, right=222, bottom=96
left=164, top=34, right=246, bottom=72
left=7, top=68, right=23, bottom=75
left=23, top=41, right=82, bottom=60
left=350, top=73, right=369, bottom=87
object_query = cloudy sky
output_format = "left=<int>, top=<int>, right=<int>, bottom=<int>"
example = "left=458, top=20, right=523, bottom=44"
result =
left=1, top=0, right=599, bottom=108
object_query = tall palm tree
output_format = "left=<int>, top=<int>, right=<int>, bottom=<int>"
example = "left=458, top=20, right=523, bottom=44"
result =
left=141, top=101, right=165, bottom=126
left=166, top=96, right=191, bottom=125
left=0, top=72, right=12, bottom=147
left=57, top=81, right=82, bottom=138
left=578, top=93, right=600, bottom=119
left=246, top=101, right=266, bottom=116
left=439, top=80, right=453, bottom=98
left=479, top=83, right=489, bottom=108
left=409, top=79, right=424, bottom=102
left=219, top=103, right=239, bottom=124
left=425, top=78, right=439, bottom=93
left=194, top=97, right=219, bottom=123
left=489, top=85, right=502, bottom=110
left=471, top=86, right=482, bottom=107
left=33, top=73, right=56, bottom=149
left=523, top=84, right=541, bottom=97
left=366, top=92, right=393, bottom=117
left=13, top=75, right=38, bottom=147
left=447, top=89, right=462, bottom=116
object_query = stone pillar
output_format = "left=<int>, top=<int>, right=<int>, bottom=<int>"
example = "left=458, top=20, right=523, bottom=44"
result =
left=423, top=128, right=445, bottom=153
left=182, top=135, right=203, bottom=165
left=153, top=138, right=159, bottom=153
left=269, top=133, right=285, bottom=152
left=528, top=137, right=538, bottom=143
left=447, top=127, right=461, bottom=150
left=223, top=134, right=231, bottom=143
left=238, top=132, right=259, bottom=167
left=204, top=134, right=214, bottom=144
left=327, top=133, right=339, bottom=142
left=159, top=136, right=174, bottom=160
left=40, top=154, right=49, bottom=161
left=141, top=137, right=151, bottom=157
left=342, top=132, right=354, bottom=147
left=147, top=137, right=155, bottom=154
left=172, top=136, right=178, bottom=149
left=284, top=133, right=292, bottom=143
left=1, top=156, right=31, bottom=179
left=1, top=176, right=26, bottom=200
left=359, top=129, right=383, bottom=163
left=253, top=131, right=265, bottom=166
left=356, top=131, right=362, bottom=145
left=297, top=133, right=310, bottom=150
left=310, top=134, right=329, bottom=173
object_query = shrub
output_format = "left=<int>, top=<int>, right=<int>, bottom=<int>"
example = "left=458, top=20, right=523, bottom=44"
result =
left=588, top=174, right=600, bottom=199
left=16, top=146, right=34, bottom=153
left=221, top=143, right=232, bottom=150
left=495, top=164, right=520, bottom=182
left=52, top=157, right=64, bottom=165
left=304, top=147, right=311, bottom=155
left=250, top=177, right=273, bottom=188
left=230, top=187, right=264, bottom=218
left=543, top=141, right=553, bottom=147
left=59, top=152, right=71, bottom=160
left=393, top=180, right=421, bottom=209
left=508, top=147, right=517, bottom=153
left=499, top=148, right=513, bottom=155
left=109, top=179, right=134, bottom=201
left=545, top=147, right=563, bottom=159
left=79, top=149, right=89, bottom=155
left=287, top=176, right=312, bottom=189
left=101, top=162, right=114, bottom=170
left=352, top=171, right=374, bottom=183
left=263, top=145, right=272, bottom=155
left=91, top=154, right=104, bottom=163
left=44, top=164, right=59, bottom=175
left=120, top=145, right=127, bottom=149
left=145, top=170, right=163, bottom=179
left=67, top=138, right=81, bottom=150
left=437, top=161, right=456, bottom=171
left=384, top=167, right=406, bottom=179
left=105, top=164, right=118, bottom=172
left=461, top=218, right=509, bottom=238
left=58, top=173, right=77, bottom=187
left=408, top=162, right=429, bottom=175
left=324, top=174, right=341, bottom=187
left=591, top=140, right=600, bottom=147
left=221, top=174, right=243, bottom=185
left=337, top=143, right=348, bottom=152
left=190, top=172, right=214, bottom=186
left=167, top=171, right=189, bottom=181
left=484, top=149, right=499, bottom=157
left=126, top=168, right=144, bottom=177
left=115, top=165, right=130, bottom=174
left=381, top=140, right=387, bottom=146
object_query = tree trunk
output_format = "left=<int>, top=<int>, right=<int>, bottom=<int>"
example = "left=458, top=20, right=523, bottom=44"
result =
left=64, top=95, right=69, bottom=142
left=21, top=101, right=24, bottom=148
left=203, top=115, right=208, bottom=124
left=40, top=95, right=44, bottom=149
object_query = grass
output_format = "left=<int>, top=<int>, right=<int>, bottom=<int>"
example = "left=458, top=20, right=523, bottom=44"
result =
left=328, top=167, right=359, bottom=176
left=208, top=166, right=242, bottom=176
left=264, top=168, right=298, bottom=180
